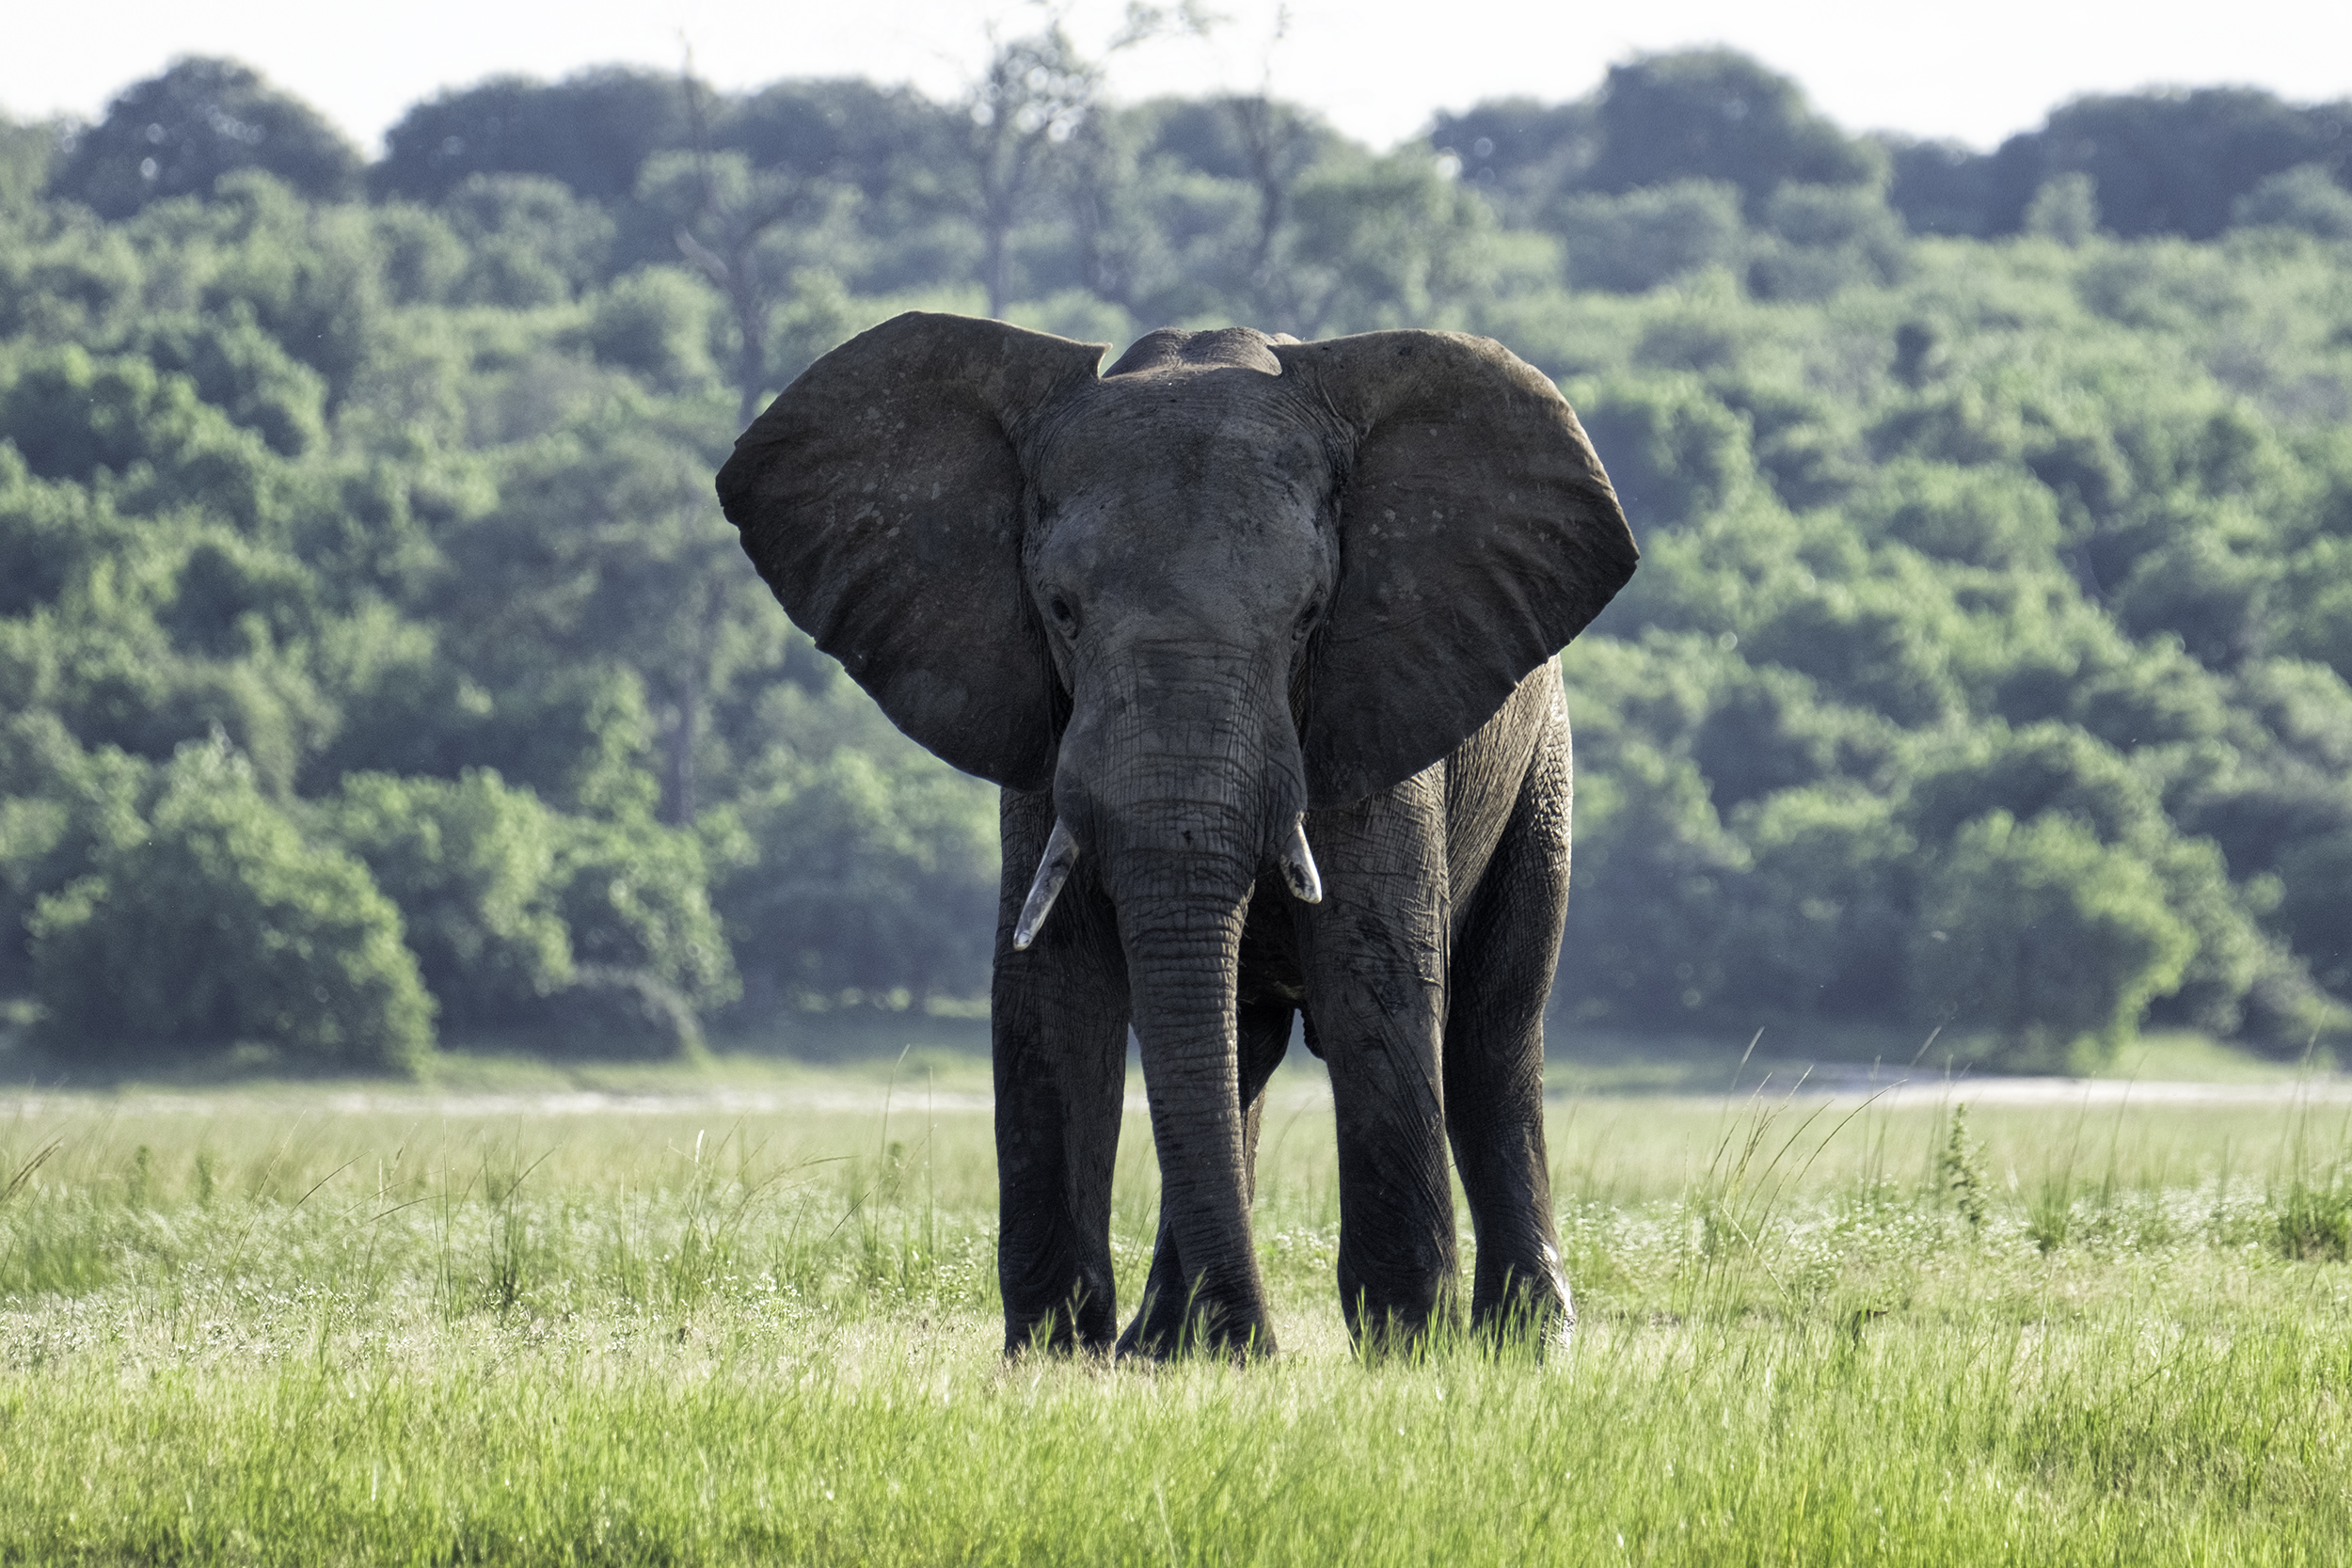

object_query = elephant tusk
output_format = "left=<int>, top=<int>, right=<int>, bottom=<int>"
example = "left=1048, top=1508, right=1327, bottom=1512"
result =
left=1279, top=816, right=1324, bottom=904
left=1012, top=818, right=1082, bottom=950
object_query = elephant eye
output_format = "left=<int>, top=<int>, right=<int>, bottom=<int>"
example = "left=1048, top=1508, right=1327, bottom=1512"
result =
left=1048, top=595, right=1077, bottom=634
left=1295, top=596, right=1323, bottom=639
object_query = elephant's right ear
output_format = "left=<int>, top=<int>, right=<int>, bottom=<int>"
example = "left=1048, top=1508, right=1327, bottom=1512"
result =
left=716, top=312, right=1106, bottom=790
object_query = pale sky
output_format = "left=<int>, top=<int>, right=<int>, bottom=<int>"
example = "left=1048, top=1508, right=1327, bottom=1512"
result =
left=4, top=0, right=2347, bottom=155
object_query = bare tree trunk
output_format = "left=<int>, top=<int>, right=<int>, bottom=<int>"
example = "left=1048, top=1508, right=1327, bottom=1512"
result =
left=724, top=249, right=767, bottom=431
left=974, top=111, right=1028, bottom=319
left=675, top=220, right=776, bottom=432
left=983, top=198, right=1013, bottom=319
left=657, top=575, right=717, bottom=826
left=663, top=659, right=700, bottom=826
left=1227, top=93, right=1303, bottom=330
left=675, top=65, right=787, bottom=429
left=1232, top=95, right=1288, bottom=281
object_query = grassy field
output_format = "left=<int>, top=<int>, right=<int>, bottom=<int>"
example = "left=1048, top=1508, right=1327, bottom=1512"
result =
left=4, top=1051, right=2350, bottom=1565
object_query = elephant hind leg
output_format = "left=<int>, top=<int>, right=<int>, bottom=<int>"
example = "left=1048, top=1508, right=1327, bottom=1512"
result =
left=1444, top=698, right=1574, bottom=1348
left=1118, top=1002, right=1291, bottom=1358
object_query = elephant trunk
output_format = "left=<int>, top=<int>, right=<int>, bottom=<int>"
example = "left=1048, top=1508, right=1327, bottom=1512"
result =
left=1052, top=639, right=1302, bottom=1354
left=1118, top=879, right=1272, bottom=1354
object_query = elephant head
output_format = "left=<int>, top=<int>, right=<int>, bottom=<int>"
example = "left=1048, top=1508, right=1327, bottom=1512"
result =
left=717, top=312, right=1635, bottom=1345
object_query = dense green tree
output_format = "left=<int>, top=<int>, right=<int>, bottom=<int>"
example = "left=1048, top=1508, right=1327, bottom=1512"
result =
left=49, top=58, right=362, bottom=218
left=138, top=169, right=392, bottom=400
left=431, top=406, right=780, bottom=822
left=2010, top=90, right=2347, bottom=241
left=2272, top=830, right=2352, bottom=996
left=2233, top=164, right=2352, bottom=240
left=0, top=210, right=146, bottom=346
left=1556, top=737, right=1749, bottom=1029
left=1843, top=459, right=2061, bottom=571
left=1745, top=183, right=1909, bottom=301
left=25, top=737, right=432, bottom=1069
left=722, top=746, right=997, bottom=1010
left=1276, top=149, right=1517, bottom=336
left=437, top=174, right=617, bottom=306
left=0, top=447, right=135, bottom=615
left=1583, top=51, right=1880, bottom=212
left=548, top=812, right=739, bottom=1054
left=1551, top=181, right=1745, bottom=294
left=0, top=345, right=282, bottom=529
left=2108, top=507, right=2278, bottom=668
left=720, top=79, right=949, bottom=199
left=1884, top=88, right=2352, bottom=240
left=634, top=150, right=850, bottom=424
left=1568, top=372, right=1755, bottom=527
left=1425, top=99, right=1597, bottom=227
left=1908, top=812, right=2195, bottom=1069
left=1883, top=136, right=2000, bottom=237
left=120, top=306, right=329, bottom=455
left=584, top=266, right=722, bottom=389
left=2023, top=173, right=2102, bottom=246
left=373, top=68, right=693, bottom=203
left=1745, top=573, right=1965, bottom=728
left=0, top=714, right=145, bottom=999
left=1690, top=664, right=1889, bottom=812
left=0, top=114, right=61, bottom=215
left=1899, top=722, right=2166, bottom=850
left=319, top=769, right=572, bottom=1030
left=1723, top=786, right=1913, bottom=1023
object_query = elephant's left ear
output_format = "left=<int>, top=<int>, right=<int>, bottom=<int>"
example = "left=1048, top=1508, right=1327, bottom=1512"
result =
left=1272, top=331, right=1638, bottom=809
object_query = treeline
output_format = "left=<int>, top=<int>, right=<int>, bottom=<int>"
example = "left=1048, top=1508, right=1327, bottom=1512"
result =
left=2, top=43, right=2351, bottom=1072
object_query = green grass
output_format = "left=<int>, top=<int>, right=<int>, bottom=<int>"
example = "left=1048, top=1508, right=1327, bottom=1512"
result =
left=1544, top=1023, right=2337, bottom=1096
left=2091, top=1031, right=2327, bottom=1085
left=4, top=1065, right=2350, bottom=1564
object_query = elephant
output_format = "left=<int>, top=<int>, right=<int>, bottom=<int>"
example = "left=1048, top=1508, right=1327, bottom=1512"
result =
left=716, top=312, right=1637, bottom=1357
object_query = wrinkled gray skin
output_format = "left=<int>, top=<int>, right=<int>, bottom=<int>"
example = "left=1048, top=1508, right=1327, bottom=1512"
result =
left=718, top=312, right=1636, bottom=1357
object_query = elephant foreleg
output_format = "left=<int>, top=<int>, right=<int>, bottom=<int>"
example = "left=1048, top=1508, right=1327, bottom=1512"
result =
left=993, top=788, right=1130, bottom=1355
